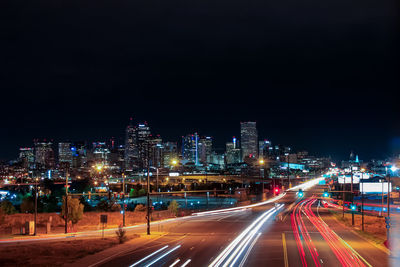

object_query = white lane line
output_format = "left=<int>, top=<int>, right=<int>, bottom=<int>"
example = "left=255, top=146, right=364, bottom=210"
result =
left=146, top=245, right=181, bottom=266
left=169, top=258, right=181, bottom=267
left=181, top=259, right=192, bottom=267
left=130, top=245, right=169, bottom=267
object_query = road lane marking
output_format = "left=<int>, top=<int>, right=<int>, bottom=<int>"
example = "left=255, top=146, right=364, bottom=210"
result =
left=282, top=233, right=289, bottom=267
left=130, top=245, right=169, bottom=267
left=181, top=259, right=192, bottom=267
left=146, top=245, right=181, bottom=266
left=169, top=258, right=181, bottom=267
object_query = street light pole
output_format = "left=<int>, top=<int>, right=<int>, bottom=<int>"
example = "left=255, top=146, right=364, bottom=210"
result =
left=65, top=170, right=68, bottom=234
left=387, top=170, right=391, bottom=241
left=34, top=177, right=38, bottom=236
left=287, top=154, right=290, bottom=188
left=351, top=165, right=354, bottom=226
left=146, top=161, right=151, bottom=235
left=259, top=159, right=264, bottom=197
left=122, top=174, right=125, bottom=227
left=156, top=167, right=159, bottom=193
left=361, top=169, right=365, bottom=231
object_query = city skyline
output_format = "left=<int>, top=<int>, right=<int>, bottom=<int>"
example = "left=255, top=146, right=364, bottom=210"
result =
left=0, top=116, right=397, bottom=162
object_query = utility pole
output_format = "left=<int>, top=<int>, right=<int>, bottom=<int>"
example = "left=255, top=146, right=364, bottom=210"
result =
left=287, top=154, right=290, bottom=188
left=122, top=174, right=125, bottom=227
left=351, top=165, right=354, bottom=226
left=65, top=169, right=69, bottom=234
left=361, top=170, right=365, bottom=231
left=156, top=167, right=159, bottom=193
left=34, top=177, right=38, bottom=236
left=387, top=172, right=391, bottom=241
left=381, top=179, right=384, bottom=216
left=342, top=184, right=345, bottom=219
left=147, top=161, right=151, bottom=235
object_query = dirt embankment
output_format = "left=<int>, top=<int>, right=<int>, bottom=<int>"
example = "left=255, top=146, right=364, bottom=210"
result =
left=1, top=210, right=175, bottom=235
left=331, top=211, right=386, bottom=243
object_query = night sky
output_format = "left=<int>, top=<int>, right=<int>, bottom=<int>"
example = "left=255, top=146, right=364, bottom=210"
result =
left=1, top=0, right=399, bottom=162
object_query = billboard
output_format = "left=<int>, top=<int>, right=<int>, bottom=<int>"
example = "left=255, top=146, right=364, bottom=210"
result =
left=360, top=182, right=392, bottom=193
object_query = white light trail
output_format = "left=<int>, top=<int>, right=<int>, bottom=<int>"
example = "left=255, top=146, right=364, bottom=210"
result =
left=146, top=245, right=181, bottom=266
left=287, top=177, right=325, bottom=192
left=193, top=193, right=286, bottom=216
left=209, top=204, right=284, bottom=267
left=239, top=232, right=261, bottom=267
left=130, top=245, right=169, bottom=267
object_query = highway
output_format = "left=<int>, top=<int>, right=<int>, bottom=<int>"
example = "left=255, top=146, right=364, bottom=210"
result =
left=1, top=177, right=390, bottom=266
left=88, top=180, right=389, bottom=267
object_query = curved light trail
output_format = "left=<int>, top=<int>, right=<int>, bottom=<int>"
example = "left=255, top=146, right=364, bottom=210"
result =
left=209, top=204, right=284, bottom=267
left=291, top=198, right=370, bottom=267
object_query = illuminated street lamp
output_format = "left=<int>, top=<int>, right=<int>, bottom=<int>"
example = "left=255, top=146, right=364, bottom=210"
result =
left=259, top=158, right=265, bottom=195
left=386, top=165, right=398, bottom=240
left=360, top=168, right=366, bottom=231
left=171, top=159, right=178, bottom=167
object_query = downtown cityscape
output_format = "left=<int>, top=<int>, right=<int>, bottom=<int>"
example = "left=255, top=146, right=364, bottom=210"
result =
left=1, top=119, right=400, bottom=266
left=1, top=0, right=399, bottom=266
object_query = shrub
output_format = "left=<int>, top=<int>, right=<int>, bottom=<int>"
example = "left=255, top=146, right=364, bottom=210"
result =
left=115, top=225, right=127, bottom=244
left=61, top=196, right=84, bottom=226
left=138, top=189, right=146, bottom=196
left=20, top=196, right=35, bottom=213
left=134, top=204, right=146, bottom=212
left=168, top=200, right=179, bottom=216
left=129, top=189, right=138, bottom=198
left=0, top=200, right=16, bottom=215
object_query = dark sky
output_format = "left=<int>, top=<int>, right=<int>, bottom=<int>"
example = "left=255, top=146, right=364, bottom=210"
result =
left=1, top=0, right=399, bottom=162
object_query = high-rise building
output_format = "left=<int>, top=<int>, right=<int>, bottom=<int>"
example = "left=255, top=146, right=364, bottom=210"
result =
left=226, top=137, right=241, bottom=165
left=19, top=147, right=35, bottom=169
left=58, top=142, right=73, bottom=165
left=71, top=141, right=87, bottom=168
left=124, top=118, right=138, bottom=171
left=163, top=142, right=178, bottom=168
left=34, top=140, right=55, bottom=170
left=137, top=122, right=151, bottom=169
left=92, top=142, right=111, bottom=165
left=209, top=152, right=225, bottom=170
left=182, top=133, right=199, bottom=165
left=148, top=135, right=163, bottom=168
left=258, top=140, right=271, bottom=158
left=240, top=122, right=258, bottom=160
left=198, top=136, right=212, bottom=164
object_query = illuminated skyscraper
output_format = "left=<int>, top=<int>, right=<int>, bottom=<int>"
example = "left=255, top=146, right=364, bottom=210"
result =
left=92, top=142, right=110, bottom=165
left=124, top=118, right=138, bottom=171
left=148, top=135, right=163, bottom=168
left=137, top=122, right=151, bottom=169
left=34, top=140, right=55, bottom=170
left=58, top=142, right=73, bottom=165
left=226, top=137, right=241, bottom=164
left=240, top=122, right=258, bottom=160
left=163, top=142, right=178, bottom=168
left=198, top=136, right=212, bottom=164
left=258, top=140, right=271, bottom=158
left=19, top=147, right=35, bottom=169
left=182, top=133, right=199, bottom=165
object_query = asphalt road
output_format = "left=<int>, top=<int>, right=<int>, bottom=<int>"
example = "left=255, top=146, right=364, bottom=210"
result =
left=93, top=186, right=389, bottom=267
